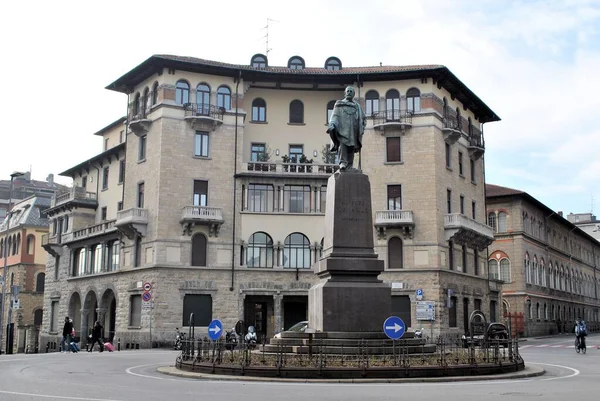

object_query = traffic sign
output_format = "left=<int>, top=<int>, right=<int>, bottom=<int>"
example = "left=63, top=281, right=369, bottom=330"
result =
left=143, top=282, right=152, bottom=292
left=142, top=292, right=152, bottom=302
left=208, top=319, right=223, bottom=340
left=416, top=301, right=436, bottom=321
left=416, top=288, right=423, bottom=301
left=383, top=316, right=406, bottom=340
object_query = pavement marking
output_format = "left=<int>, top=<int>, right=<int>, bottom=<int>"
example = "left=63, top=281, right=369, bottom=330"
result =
left=528, top=362, right=579, bottom=381
left=125, top=363, right=188, bottom=382
left=0, top=390, right=125, bottom=401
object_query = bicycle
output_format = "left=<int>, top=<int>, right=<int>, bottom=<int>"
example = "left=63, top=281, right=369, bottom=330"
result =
left=575, top=336, right=587, bottom=354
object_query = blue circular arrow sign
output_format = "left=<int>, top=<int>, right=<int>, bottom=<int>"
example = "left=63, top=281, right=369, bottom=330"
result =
left=383, top=316, right=406, bottom=340
left=208, top=319, right=223, bottom=340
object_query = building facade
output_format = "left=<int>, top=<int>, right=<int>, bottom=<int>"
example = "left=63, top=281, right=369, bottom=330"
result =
left=0, top=173, right=65, bottom=224
left=486, top=184, right=600, bottom=337
left=0, top=196, right=50, bottom=353
left=567, top=212, right=600, bottom=243
left=40, top=54, right=501, bottom=348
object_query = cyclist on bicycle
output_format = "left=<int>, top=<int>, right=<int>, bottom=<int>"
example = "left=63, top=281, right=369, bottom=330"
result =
left=575, top=317, right=587, bottom=349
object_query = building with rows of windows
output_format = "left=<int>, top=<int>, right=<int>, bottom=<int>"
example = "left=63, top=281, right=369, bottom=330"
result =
left=40, top=53, right=502, bottom=347
left=486, top=184, right=600, bottom=337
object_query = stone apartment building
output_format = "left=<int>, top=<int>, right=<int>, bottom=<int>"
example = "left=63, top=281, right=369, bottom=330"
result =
left=486, top=184, right=600, bottom=337
left=40, top=53, right=501, bottom=348
left=0, top=173, right=65, bottom=224
left=0, top=195, right=50, bottom=354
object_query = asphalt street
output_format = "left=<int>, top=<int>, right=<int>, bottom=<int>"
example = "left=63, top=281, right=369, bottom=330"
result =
left=0, top=334, right=598, bottom=401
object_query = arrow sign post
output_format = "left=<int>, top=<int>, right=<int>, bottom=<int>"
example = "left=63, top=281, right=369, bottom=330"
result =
left=383, top=316, right=406, bottom=340
left=208, top=319, right=223, bottom=341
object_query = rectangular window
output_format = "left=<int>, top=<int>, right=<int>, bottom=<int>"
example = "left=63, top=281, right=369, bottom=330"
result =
left=137, top=182, right=145, bottom=208
left=193, top=180, right=208, bottom=207
left=472, top=201, right=476, bottom=220
left=104, top=138, right=109, bottom=151
left=194, top=131, right=209, bottom=157
left=386, top=137, right=401, bottom=162
left=250, top=143, right=266, bottom=162
left=387, top=185, right=402, bottom=210
left=474, top=298, right=482, bottom=311
left=284, top=185, right=311, bottom=213
left=448, top=241, right=454, bottom=270
left=182, top=294, right=213, bottom=326
left=82, top=176, right=87, bottom=189
left=129, top=295, right=142, bottom=326
left=490, top=300, right=497, bottom=322
left=289, top=145, right=303, bottom=162
left=50, top=301, right=59, bottom=332
left=101, top=207, right=107, bottom=221
left=460, top=195, right=464, bottom=215
left=449, top=296, right=457, bottom=327
left=247, top=184, right=274, bottom=212
left=117, top=201, right=123, bottom=211
left=54, top=256, right=60, bottom=280
left=118, top=160, right=125, bottom=184
left=102, top=167, right=109, bottom=190
left=458, top=151, right=464, bottom=175
left=470, top=159, right=475, bottom=182
left=320, top=186, right=327, bottom=213
left=445, top=143, right=451, bottom=168
left=447, top=189, right=452, bottom=213
left=119, top=130, right=124, bottom=143
left=138, top=135, right=147, bottom=161
left=473, top=249, right=479, bottom=275
left=462, top=245, right=468, bottom=273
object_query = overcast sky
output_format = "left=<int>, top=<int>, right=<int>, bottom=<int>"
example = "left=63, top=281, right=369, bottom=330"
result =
left=2, top=0, right=599, bottom=216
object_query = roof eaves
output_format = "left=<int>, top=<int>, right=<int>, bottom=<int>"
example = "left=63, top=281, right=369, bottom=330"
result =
left=59, top=142, right=125, bottom=177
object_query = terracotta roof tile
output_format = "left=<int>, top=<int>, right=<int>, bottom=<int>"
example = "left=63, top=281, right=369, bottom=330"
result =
left=486, top=184, right=526, bottom=197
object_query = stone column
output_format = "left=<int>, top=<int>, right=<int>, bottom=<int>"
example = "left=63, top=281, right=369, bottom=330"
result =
left=96, top=308, right=107, bottom=339
left=238, top=293, right=246, bottom=321
left=80, top=309, right=90, bottom=342
left=273, top=294, right=283, bottom=334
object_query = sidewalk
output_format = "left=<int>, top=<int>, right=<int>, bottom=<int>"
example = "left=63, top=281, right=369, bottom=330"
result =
left=157, top=364, right=545, bottom=383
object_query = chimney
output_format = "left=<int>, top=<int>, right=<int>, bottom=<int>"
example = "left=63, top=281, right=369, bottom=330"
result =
left=558, top=211, right=563, bottom=217
left=46, top=174, right=54, bottom=186
left=23, top=172, right=31, bottom=181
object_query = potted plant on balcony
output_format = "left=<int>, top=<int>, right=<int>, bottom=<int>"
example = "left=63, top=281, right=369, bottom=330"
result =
left=257, top=147, right=273, bottom=171
left=298, top=154, right=313, bottom=173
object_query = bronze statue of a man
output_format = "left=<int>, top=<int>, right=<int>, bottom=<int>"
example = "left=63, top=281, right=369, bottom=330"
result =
left=327, top=86, right=366, bottom=171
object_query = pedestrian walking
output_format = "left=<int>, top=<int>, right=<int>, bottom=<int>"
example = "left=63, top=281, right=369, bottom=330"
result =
left=88, top=321, right=104, bottom=352
left=61, top=316, right=73, bottom=353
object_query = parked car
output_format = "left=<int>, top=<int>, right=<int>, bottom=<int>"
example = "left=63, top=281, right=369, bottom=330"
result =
left=461, top=322, right=509, bottom=348
left=273, top=321, right=308, bottom=339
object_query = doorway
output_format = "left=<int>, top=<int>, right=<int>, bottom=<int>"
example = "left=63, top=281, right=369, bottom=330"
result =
left=244, top=295, right=273, bottom=341
left=463, top=298, right=470, bottom=335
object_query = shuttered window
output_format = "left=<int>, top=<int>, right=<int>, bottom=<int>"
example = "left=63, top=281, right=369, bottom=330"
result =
left=388, top=237, right=403, bottom=269
left=289, top=100, right=304, bottom=124
left=191, top=234, right=207, bottom=266
left=386, top=137, right=401, bottom=162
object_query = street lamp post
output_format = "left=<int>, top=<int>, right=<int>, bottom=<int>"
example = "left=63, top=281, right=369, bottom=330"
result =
left=0, top=171, right=25, bottom=354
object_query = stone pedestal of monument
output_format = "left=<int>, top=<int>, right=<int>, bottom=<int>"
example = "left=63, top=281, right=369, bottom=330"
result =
left=308, top=171, right=391, bottom=332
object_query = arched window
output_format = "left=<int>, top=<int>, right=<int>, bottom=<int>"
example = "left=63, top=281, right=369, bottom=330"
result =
left=365, top=90, right=379, bottom=116
left=75, top=248, right=86, bottom=276
left=133, top=92, right=141, bottom=116
left=152, top=81, right=159, bottom=105
left=175, top=80, right=190, bottom=105
left=252, top=98, right=267, bottom=122
left=143, top=87, right=149, bottom=114
left=385, top=89, right=400, bottom=121
left=7, top=236, right=11, bottom=256
left=456, top=107, right=462, bottom=131
left=63, top=215, right=69, bottom=232
left=488, top=212, right=496, bottom=232
left=533, top=256, right=539, bottom=285
left=36, top=272, right=45, bottom=292
left=246, top=232, right=274, bottom=268
left=283, top=233, right=310, bottom=269
left=528, top=301, right=532, bottom=319
left=500, top=259, right=510, bottom=282
left=93, top=244, right=102, bottom=274
left=525, top=253, right=531, bottom=283
left=26, top=234, right=35, bottom=255
left=388, top=237, right=403, bottom=269
left=16, top=233, right=20, bottom=254
left=288, top=56, right=305, bottom=70
left=324, top=57, right=341, bottom=71
left=0, top=238, right=3, bottom=257
left=498, top=212, right=507, bottom=232
left=191, top=234, right=207, bottom=266
left=289, top=100, right=304, bottom=124
left=544, top=303, right=548, bottom=320
left=196, top=83, right=210, bottom=115
left=217, top=86, right=231, bottom=110
left=536, top=302, right=540, bottom=320
left=34, top=309, right=43, bottom=326
left=251, top=54, right=268, bottom=68
left=406, top=88, right=421, bottom=112
left=326, top=100, right=336, bottom=123
left=488, top=259, right=498, bottom=279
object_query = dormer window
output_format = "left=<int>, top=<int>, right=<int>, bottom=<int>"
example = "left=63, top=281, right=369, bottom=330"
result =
left=288, top=56, right=305, bottom=70
left=324, top=57, right=342, bottom=71
left=251, top=54, right=268, bottom=69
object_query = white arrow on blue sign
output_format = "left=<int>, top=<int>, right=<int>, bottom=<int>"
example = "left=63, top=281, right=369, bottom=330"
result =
left=208, top=319, right=223, bottom=340
left=383, top=316, right=406, bottom=340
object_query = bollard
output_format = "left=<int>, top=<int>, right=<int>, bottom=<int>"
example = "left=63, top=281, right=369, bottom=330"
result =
left=118, top=338, right=121, bottom=351
left=46, top=342, right=50, bottom=353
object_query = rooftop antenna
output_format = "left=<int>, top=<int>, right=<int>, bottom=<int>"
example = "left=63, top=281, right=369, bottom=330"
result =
left=262, top=18, right=279, bottom=56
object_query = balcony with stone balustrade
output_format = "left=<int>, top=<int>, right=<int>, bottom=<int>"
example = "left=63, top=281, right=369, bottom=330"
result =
left=374, top=210, right=415, bottom=239
left=46, top=187, right=98, bottom=216
left=180, top=206, right=224, bottom=237
left=115, top=207, right=148, bottom=239
left=444, top=213, right=494, bottom=251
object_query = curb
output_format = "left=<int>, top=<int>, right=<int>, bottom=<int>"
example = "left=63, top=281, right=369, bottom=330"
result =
left=157, top=364, right=545, bottom=383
